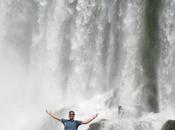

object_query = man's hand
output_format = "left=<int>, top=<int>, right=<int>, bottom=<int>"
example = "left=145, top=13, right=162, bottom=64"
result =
left=45, top=109, right=61, bottom=121
left=81, top=113, right=99, bottom=124
left=46, top=109, right=51, bottom=115
left=92, top=113, right=98, bottom=119
left=46, top=109, right=48, bottom=113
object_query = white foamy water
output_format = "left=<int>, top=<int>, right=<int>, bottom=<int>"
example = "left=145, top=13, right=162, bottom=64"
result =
left=0, top=0, right=175, bottom=130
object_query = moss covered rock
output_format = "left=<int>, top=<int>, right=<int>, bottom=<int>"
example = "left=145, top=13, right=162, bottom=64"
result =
left=161, top=120, right=175, bottom=130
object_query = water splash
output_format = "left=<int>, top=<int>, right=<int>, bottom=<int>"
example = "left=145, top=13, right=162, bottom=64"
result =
left=0, top=0, right=175, bottom=130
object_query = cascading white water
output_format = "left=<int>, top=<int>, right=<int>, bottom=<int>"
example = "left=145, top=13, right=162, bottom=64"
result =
left=0, top=0, right=175, bottom=130
left=158, top=0, right=175, bottom=113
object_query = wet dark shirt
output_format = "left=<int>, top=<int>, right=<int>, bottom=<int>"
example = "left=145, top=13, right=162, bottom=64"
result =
left=61, top=119, right=82, bottom=130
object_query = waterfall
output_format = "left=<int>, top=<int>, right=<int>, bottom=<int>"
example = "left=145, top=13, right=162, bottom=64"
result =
left=0, top=0, right=175, bottom=130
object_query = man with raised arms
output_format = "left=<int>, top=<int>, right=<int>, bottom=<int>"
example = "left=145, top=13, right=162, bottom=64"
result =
left=46, top=110, right=98, bottom=130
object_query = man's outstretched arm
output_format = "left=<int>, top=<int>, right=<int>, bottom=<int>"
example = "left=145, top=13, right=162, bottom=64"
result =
left=81, top=113, right=98, bottom=124
left=46, top=110, right=61, bottom=121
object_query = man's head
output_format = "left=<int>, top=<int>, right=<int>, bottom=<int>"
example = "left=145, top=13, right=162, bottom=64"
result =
left=69, top=111, right=75, bottom=120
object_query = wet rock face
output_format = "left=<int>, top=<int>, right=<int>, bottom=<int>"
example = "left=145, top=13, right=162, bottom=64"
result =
left=87, top=119, right=108, bottom=130
left=87, top=122, right=101, bottom=130
left=161, top=120, right=175, bottom=130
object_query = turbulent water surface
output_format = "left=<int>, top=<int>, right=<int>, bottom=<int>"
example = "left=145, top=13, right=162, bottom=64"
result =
left=0, top=0, right=175, bottom=130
